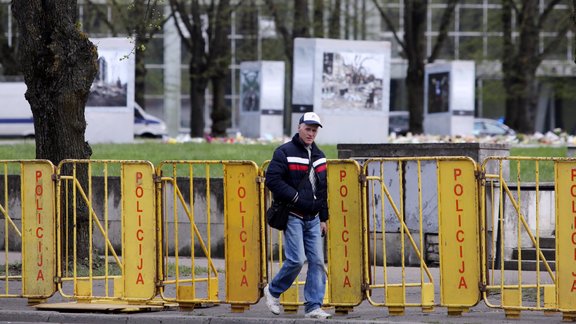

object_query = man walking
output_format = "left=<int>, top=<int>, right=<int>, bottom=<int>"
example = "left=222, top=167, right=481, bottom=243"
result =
left=263, top=112, right=331, bottom=319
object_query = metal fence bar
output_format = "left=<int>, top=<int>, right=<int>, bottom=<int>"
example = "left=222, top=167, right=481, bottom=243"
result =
left=481, top=156, right=559, bottom=318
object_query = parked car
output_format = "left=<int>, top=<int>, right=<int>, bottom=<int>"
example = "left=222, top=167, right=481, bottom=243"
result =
left=473, top=118, right=516, bottom=137
left=134, top=103, right=167, bottom=138
left=388, top=111, right=410, bottom=135
left=388, top=112, right=515, bottom=137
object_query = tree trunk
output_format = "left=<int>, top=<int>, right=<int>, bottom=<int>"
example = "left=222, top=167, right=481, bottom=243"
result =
left=404, top=1, right=427, bottom=134
left=0, top=6, right=20, bottom=76
left=209, top=0, right=232, bottom=136
left=502, top=0, right=540, bottom=133
left=185, top=0, right=209, bottom=137
left=405, top=60, right=425, bottom=134
left=504, top=65, right=538, bottom=133
left=574, top=0, right=576, bottom=64
left=210, top=74, right=229, bottom=136
left=328, top=0, right=341, bottom=39
left=313, top=0, right=324, bottom=38
left=12, top=0, right=97, bottom=263
left=190, top=62, right=208, bottom=138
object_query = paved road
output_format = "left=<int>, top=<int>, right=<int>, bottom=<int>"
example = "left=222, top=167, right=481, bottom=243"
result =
left=0, top=294, right=566, bottom=324
left=0, top=275, right=566, bottom=323
left=0, top=255, right=567, bottom=323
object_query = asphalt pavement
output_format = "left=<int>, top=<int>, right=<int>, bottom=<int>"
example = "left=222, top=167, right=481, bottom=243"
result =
left=0, top=280, right=568, bottom=323
left=0, top=254, right=568, bottom=323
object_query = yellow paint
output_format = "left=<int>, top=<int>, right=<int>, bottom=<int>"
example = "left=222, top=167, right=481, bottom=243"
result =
left=326, top=160, right=363, bottom=306
left=543, top=284, right=556, bottom=309
left=503, top=287, right=521, bottom=307
left=438, top=160, right=480, bottom=307
left=421, top=282, right=434, bottom=308
left=554, top=162, right=576, bottom=312
left=177, top=285, right=195, bottom=301
left=22, top=161, right=56, bottom=298
left=122, top=163, right=156, bottom=300
left=224, top=163, right=260, bottom=304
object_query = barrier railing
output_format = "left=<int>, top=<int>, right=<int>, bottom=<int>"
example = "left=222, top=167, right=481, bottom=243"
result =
left=56, top=160, right=157, bottom=303
left=0, top=156, right=572, bottom=320
left=0, top=160, right=56, bottom=304
left=156, top=160, right=261, bottom=312
left=361, top=157, right=480, bottom=316
left=481, top=157, right=558, bottom=318
left=260, top=160, right=364, bottom=314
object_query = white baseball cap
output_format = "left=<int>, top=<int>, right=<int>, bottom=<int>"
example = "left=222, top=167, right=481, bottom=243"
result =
left=299, top=112, right=322, bottom=127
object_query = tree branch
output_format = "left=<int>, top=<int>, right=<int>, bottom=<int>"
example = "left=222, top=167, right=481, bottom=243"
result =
left=539, top=16, right=572, bottom=60
left=538, top=0, right=563, bottom=29
left=263, top=0, right=292, bottom=54
left=168, top=0, right=193, bottom=51
left=86, top=0, right=118, bottom=35
left=429, top=0, right=459, bottom=62
left=371, top=0, right=406, bottom=53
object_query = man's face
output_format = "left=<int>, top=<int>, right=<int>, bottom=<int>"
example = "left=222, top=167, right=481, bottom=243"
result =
left=298, top=123, right=319, bottom=146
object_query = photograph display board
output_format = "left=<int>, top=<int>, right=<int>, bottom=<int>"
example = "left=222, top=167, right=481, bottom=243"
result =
left=424, top=61, right=475, bottom=136
left=292, top=38, right=391, bottom=144
left=239, top=61, right=285, bottom=139
left=85, top=38, right=135, bottom=143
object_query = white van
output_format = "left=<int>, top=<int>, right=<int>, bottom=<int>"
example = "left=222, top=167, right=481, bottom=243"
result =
left=0, top=82, right=35, bottom=137
left=0, top=82, right=167, bottom=138
left=133, top=103, right=167, bottom=138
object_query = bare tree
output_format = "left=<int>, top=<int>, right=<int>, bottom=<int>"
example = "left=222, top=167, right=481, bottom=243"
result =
left=86, top=0, right=164, bottom=109
left=373, top=0, right=458, bottom=134
left=328, top=0, right=342, bottom=39
left=573, top=0, right=576, bottom=64
left=502, top=0, right=572, bottom=133
left=264, top=0, right=310, bottom=133
left=12, top=0, right=98, bottom=262
left=170, top=0, right=237, bottom=137
left=0, top=5, right=20, bottom=76
left=313, top=0, right=325, bottom=38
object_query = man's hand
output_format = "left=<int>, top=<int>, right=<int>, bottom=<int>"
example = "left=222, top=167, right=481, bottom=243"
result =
left=320, top=221, right=327, bottom=237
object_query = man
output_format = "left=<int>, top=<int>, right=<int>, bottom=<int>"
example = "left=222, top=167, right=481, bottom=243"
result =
left=263, top=112, right=331, bottom=319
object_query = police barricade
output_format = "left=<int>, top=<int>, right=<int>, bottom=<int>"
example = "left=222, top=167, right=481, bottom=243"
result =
left=0, top=160, right=56, bottom=304
left=56, top=160, right=157, bottom=304
left=261, top=160, right=364, bottom=315
left=362, top=157, right=480, bottom=316
left=481, top=157, right=576, bottom=320
left=156, top=161, right=261, bottom=312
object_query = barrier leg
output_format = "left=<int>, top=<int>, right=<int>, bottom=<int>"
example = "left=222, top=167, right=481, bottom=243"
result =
left=335, top=306, right=353, bottom=315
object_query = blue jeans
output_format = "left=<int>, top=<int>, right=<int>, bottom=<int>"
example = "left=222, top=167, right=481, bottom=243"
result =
left=268, top=215, right=326, bottom=313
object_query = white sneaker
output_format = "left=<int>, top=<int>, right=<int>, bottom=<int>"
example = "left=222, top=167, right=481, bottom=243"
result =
left=263, top=284, right=280, bottom=315
left=305, top=307, right=332, bottom=319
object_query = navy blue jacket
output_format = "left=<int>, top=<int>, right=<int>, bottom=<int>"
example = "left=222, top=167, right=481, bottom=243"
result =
left=265, top=133, right=329, bottom=222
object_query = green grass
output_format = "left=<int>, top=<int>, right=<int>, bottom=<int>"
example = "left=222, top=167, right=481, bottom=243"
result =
left=0, top=141, right=568, bottom=180
left=164, top=263, right=224, bottom=277
left=507, top=146, right=567, bottom=182
left=510, top=146, right=566, bottom=157
left=0, top=140, right=339, bottom=166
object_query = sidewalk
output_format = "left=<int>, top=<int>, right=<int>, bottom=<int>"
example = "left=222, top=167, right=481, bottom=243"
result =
left=0, top=286, right=565, bottom=323
left=0, top=254, right=566, bottom=323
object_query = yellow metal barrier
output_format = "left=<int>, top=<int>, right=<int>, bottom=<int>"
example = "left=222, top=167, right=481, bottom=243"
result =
left=56, top=160, right=157, bottom=303
left=261, top=160, right=364, bottom=314
left=0, top=155, right=571, bottom=320
left=0, top=160, right=56, bottom=304
left=362, top=157, right=480, bottom=316
left=325, top=160, right=364, bottom=314
left=555, top=160, right=576, bottom=320
left=156, top=161, right=261, bottom=312
left=481, top=157, right=558, bottom=318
